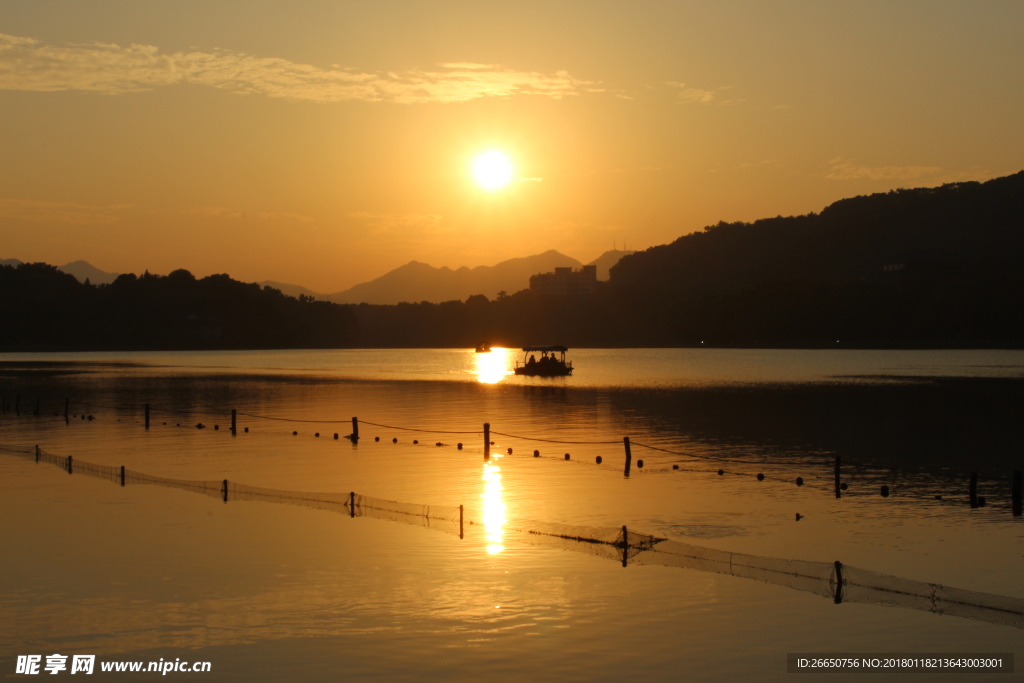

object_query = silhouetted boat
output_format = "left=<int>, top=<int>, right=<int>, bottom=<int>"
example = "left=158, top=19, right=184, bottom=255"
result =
left=475, top=343, right=491, bottom=353
left=514, top=345, right=573, bottom=376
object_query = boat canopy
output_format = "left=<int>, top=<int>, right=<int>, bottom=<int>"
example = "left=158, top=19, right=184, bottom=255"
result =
left=522, top=345, right=568, bottom=352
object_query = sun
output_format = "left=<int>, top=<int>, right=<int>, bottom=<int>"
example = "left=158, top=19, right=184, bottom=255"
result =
left=472, top=151, right=514, bottom=190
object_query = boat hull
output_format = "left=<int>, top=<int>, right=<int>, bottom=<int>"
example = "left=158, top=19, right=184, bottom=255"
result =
left=513, top=366, right=573, bottom=376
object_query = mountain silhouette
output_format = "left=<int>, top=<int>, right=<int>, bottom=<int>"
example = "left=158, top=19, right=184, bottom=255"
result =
left=323, top=250, right=584, bottom=304
left=58, top=260, right=119, bottom=285
left=586, top=249, right=635, bottom=280
left=0, top=258, right=119, bottom=284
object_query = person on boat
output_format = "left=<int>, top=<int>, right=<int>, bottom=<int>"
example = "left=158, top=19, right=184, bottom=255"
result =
left=528, top=354, right=536, bottom=366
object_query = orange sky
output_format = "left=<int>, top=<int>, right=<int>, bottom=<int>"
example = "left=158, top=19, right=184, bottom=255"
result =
left=2, top=0, right=1022, bottom=293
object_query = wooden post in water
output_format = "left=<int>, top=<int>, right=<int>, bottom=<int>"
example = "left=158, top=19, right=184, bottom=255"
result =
left=67, top=455, right=73, bottom=475
left=348, top=491, right=355, bottom=518
left=34, top=444, right=39, bottom=462
left=230, top=409, right=237, bottom=435
left=621, top=525, right=629, bottom=568
left=833, top=561, right=844, bottom=604
left=483, top=423, right=490, bottom=460
left=623, top=437, right=632, bottom=477
left=64, top=398, right=69, bottom=425
left=144, top=403, right=150, bottom=430
left=351, top=417, right=359, bottom=442
left=834, top=455, right=842, bottom=499
left=459, top=504, right=464, bottom=539
left=120, top=465, right=125, bottom=487
left=969, top=472, right=978, bottom=509
left=1012, top=470, right=1022, bottom=517
left=222, top=479, right=228, bottom=503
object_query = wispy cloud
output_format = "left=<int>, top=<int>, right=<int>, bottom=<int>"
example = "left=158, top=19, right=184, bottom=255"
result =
left=348, top=211, right=448, bottom=238
left=182, top=206, right=313, bottom=222
left=0, top=198, right=131, bottom=225
left=0, top=34, right=596, bottom=104
left=665, top=81, right=745, bottom=106
left=826, top=157, right=944, bottom=181
left=666, top=81, right=717, bottom=104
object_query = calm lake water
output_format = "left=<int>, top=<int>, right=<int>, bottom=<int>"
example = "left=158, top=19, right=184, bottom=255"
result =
left=2, top=349, right=1023, bottom=681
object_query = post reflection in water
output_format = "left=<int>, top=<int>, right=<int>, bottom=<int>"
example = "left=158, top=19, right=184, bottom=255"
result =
left=473, top=347, right=511, bottom=384
left=481, top=454, right=506, bottom=554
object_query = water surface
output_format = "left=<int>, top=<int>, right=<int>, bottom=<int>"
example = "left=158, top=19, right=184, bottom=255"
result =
left=1, top=349, right=1022, bottom=681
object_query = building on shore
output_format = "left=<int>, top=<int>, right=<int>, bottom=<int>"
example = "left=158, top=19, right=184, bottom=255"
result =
left=529, top=265, right=598, bottom=297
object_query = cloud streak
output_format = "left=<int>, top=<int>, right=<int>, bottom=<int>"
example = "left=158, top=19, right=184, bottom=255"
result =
left=0, top=198, right=130, bottom=225
left=183, top=206, right=313, bottom=222
left=0, top=34, right=596, bottom=104
left=826, top=157, right=944, bottom=181
left=667, top=82, right=716, bottom=104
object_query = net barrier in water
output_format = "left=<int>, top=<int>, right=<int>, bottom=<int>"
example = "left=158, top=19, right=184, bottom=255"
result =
left=839, top=564, right=1024, bottom=630
left=4, top=442, right=1024, bottom=631
left=125, top=470, right=224, bottom=499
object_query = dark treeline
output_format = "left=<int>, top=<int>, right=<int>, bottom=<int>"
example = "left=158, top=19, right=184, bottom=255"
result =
left=3, top=171, right=1023, bottom=350
left=357, top=171, right=1024, bottom=348
left=0, top=267, right=356, bottom=351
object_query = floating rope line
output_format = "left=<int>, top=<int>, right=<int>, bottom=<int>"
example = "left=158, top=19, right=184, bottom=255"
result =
left=630, top=440, right=777, bottom=465
left=235, top=412, right=349, bottom=424
left=73, top=400, right=130, bottom=411
left=490, top=430, right=620, bottom=445
left=6, top=397, right=1016, bottom=507
left=359, top=420, right=480, bottom=435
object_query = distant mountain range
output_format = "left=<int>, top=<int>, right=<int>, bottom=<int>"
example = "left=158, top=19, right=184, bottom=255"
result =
left=2, top=249, right=634, bottom=306
left=0, top=258, right=120, bottom=285
left=259, top=249, right=633, bottom=305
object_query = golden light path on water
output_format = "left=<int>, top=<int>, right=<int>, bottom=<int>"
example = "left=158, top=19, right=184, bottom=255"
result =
left=481, top=454, right=506, bottom=554
left=473, top=347, right=512, bottom=384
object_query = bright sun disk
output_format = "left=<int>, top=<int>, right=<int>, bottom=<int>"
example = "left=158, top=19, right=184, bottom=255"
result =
left=472, top=151, right=513, bottom=190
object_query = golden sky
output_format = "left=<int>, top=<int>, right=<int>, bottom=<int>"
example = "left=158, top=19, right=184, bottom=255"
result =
left=2, top=0, right=1022, bottom=292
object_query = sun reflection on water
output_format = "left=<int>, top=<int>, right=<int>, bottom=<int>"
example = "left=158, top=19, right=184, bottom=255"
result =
left=473, top=347, right=511, bottom=384
left=481, top=454, right=506, bottom=554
